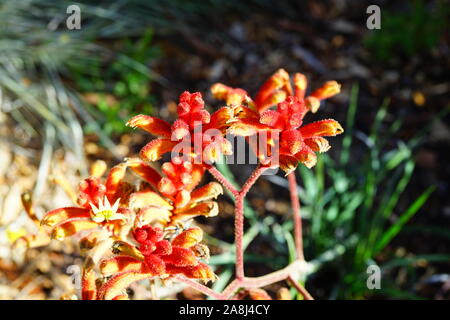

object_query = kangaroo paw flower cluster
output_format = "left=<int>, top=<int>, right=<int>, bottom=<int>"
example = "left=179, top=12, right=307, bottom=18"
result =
left=127, top=91, right=232, bottom=164
left=211, top=68, right=344, bottom=173
left=16, top=67, right=343, bottom=300
left=86, top=226, right=214, bottom=300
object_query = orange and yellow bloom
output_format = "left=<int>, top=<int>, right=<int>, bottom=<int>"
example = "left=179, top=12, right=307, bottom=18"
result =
left=211, top=68, right=344, bottom=173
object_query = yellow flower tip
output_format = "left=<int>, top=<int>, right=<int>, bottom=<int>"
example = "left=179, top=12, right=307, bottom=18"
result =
left=274, top=68, right=290, bottom=85
left=294, top=73, right=307, bottom=91
left=330, top=120, right=344, bottom=135
left=312, top=81, right=341, bottom=100
left=305, top=96, right=320, bottom=113
left=90, top=160, right=107, bottom=178
left=208, top=202, right=219, bottom=217
left=210, top=83, right=228, bottom=99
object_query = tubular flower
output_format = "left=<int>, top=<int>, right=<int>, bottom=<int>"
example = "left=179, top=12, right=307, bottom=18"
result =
left=211, top=69, right=344, bottom=173
left=41, top=164, right=133, bottom=241
left=126, top=157, right=222, bottom=226
left=94, top=225, right=216, bottom=300
left=127, top=91, right=233, bottom=165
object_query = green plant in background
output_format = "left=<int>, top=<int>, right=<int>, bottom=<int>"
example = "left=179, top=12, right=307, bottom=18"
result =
left=71, top=29, right=160, bottom=136
left=296, top=84, right=441, bottom=299
left=207, top=84, right=445, bottom=300
left=364, top=0, right=449, bottom=60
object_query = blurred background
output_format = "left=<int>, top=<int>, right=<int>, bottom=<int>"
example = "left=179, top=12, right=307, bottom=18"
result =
left=0, top=0, right=449, bottom=300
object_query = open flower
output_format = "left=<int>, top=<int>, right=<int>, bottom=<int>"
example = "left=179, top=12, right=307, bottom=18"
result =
left=41, top=164, right=133, bottom=241
left=86, top=225, right=215, bottom=300
left=126, top=157, right=222, bottom=226
left=89, top=196, right=125, bottom=223
left=127, top=91, right=233, bottom=165
left=211, top=69, right=344, bottom=173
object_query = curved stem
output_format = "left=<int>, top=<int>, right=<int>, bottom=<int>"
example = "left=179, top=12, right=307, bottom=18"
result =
left=234, top=194, right=245, bottom=280
left=287, top=275, right=314, bottom=300
left=174, top=276, right=225, bottom=300
left=234, top=166, right=268, bottom=279
left=207, top=166, right=239, bottom=197
left=287, top=172, right=304, bottom=261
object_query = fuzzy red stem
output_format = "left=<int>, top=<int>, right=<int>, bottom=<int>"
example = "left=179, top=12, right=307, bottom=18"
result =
left=174, top=260, right=312, bottom=300
left=174, top=276, right=225, bottom=300
left=234, top=166, right=268, bottom=279
left=234, top=194, right=245, bottom=280
left=287, top=275, right=314, bottom=300
left=207, top=166, right=239, bottom=197
left=181, top=165, right=313, bottom=300
left=287, top=172, right=304, bottom=261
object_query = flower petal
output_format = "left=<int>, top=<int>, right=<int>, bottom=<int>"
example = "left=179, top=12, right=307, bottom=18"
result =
left=207, top=107, right=234, bottom=132
left=41, top=207, right=91, bottom=227
left=136, top=206, right=171, bottom=226
left=260, top=110, right=284, bottom=129
left=140, top=138, right=178, bottom=161
left=295, top=145, right=318, bottom=169
left=130, top=190, right=173, bottom=210
left=258, top=90, right=287, bottom=113
left=164, top=247, right=199, bottom=267
left=190, top=182, right=223, bottom=204
left=255, top=69, right=291, bottom=112
left=294, top=73, right=307, bottom=99
left=210, top=83, right=249, bottom=105
left=77, top=177, right=106, bottom=208
left=280, top=129, right=303, bottom=155
left=304, top=137, right=331, bottom=153
left=299, top=119, right=344, bottom=138
left=126, top=114, right=171, bottom=138
left=171, top=119, right=190, bottom=140
left=169, top=262, right=216, bottom=283
left=51, top=219, right=99, bottom=240
left=172, top=201, right=218, bottom=223
left=112, top=240, right=145, bottom=260
left=310, top=81, right=341, bottom=100
left=81, top=260, right=97, bottom=300
left=305, top=96, right=320, bottom=113
left=174, top=190, right=191, bottom=208
left=143, top=255, right=167, bottom=274
left=98, top=271, right=155, bottom=300
left=100, top=256, right=146, bottom=276
left=171, top=228, right=203, bottom=248
left=125, top=158, right=161, bottom=187
left=278, top=154, right=299, bottom=175
left=227, top=118, right=271, bottom=137
left=89, top=160, right=107, bottom=178
left=105, top=163, right=127, bottom=201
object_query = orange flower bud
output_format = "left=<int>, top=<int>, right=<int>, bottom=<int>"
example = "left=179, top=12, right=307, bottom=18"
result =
left=299, top=119, right=344, bottom=138
left=126, top=114, right=172, bottom=138
left=310, top=81, right=341, bottom=100
left=172, top=228, right=203, bottom=248
left=294, top=73, right=307, bottom=99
